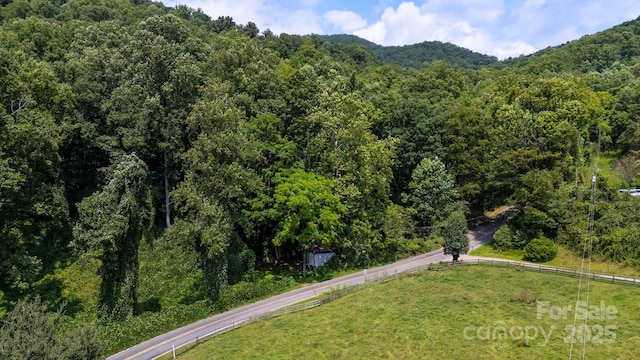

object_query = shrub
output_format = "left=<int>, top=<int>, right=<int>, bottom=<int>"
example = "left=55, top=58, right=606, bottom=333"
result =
left=492, top=225, right=514, bottom=251
left=394, top=237, right=440, bottom=258
left=0, top=297, right=103, bottom=359
left=216, top=277, right=296, bottom=311
left=492, top=224, right=528, bottom=250
left=523, top=237, right=557, bottom=262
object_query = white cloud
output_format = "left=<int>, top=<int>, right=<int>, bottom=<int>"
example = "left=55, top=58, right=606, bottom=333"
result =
left=491, top=40, right=537, bottom=59
left=323, top=10, right=367, bottom=32
left=374, top=0, right=398, bottom=14
left=524, top=0, right=546, bottom=8
left=164, top=0, right=640, bottom=59
left=164, top=0, right=324, bottom=35
left=506, top=1, right=640, bottom=51
left=421, top=0, right=504, bottom=24
left=353, top=1, right=530, bottom=59
left=276, top=10, right=324, bottom=34
left=354, top=2, right=434, bottom=46
left=574, top=1, right=640, bottom=30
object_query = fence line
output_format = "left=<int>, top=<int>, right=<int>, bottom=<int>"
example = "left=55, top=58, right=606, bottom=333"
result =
left=455, top=258, right=640, bottom=286
left=158, top=258, right=640, bottom=359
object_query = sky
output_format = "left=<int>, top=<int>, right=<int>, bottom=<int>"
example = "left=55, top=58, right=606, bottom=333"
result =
left=163, top=0, right=640, bottom=59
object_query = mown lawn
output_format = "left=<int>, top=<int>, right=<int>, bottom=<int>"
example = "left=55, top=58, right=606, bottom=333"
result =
left=177, top=266, right=640, bottom=359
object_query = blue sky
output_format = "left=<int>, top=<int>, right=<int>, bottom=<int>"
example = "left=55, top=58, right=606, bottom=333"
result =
left=164, top=0, right=640, bottom=59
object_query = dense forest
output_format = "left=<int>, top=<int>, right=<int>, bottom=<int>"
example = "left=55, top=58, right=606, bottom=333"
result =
left=1, top=0, right=640, bottom=357
left=319, top=34, right=498, bottom=69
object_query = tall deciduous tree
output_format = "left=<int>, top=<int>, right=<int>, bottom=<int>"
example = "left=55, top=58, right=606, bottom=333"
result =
left=107, top=14, right=206, bottom=228
left=403, top=156, right=457, bottom=226
left=63, top=21, right=131, bottom=209
left=73, top=154, right=152, bottom=320
left=309, top=75, right=396, bottom=254
left=444, top=101, right=494, bottom=213
left=168, top=181, right=232, bottom=301
left=271, top=169, right=345, bottom=249
left=0, top=107, right=69, bottom=295
left=269, top=168, right=345, bottom=275
left=170, top=80, right=260, bottom=299
left=442, top=210, right=469, bottom=262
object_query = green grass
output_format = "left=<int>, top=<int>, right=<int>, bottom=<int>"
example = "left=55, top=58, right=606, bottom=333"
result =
left=471, top=244, right=525, bottom=262
left=470, top=244, right=640, bottom=278
left=176, top=266, right=640, bottom=359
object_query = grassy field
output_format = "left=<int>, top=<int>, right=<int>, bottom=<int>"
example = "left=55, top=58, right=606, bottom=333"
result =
left=471, top=244, right=640, bottom=278
left=177, top=266, right=640, bottom=359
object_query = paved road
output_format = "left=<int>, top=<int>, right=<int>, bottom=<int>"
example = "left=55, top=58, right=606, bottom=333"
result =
left=107, top=224, right=500, bottom=360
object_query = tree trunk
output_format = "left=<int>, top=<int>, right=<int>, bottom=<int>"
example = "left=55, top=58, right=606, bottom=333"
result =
left=275, top=245, right=281, bottom=264
left=302, top=248, right=307, bottom=278
left=164, top=152, right=171, bottom=229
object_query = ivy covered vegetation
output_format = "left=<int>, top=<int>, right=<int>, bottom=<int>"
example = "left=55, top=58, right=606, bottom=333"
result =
left=1, top=1, right=639, bottom=357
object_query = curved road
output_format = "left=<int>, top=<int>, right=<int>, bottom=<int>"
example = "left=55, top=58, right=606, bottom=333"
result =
left=107, top=222, right=501, bottom=360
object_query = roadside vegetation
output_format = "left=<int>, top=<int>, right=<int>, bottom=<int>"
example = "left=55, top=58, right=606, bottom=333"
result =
left=472, top=152, right=640, bottom=278
left=471, top=245, right=640, bottom=279
left=2, top=1, right=640, bottom=357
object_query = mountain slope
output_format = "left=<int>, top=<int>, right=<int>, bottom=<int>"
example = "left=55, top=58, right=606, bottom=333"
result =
left=319, top=34, right=498, bottom=69
left=499, top=16, right=640, bottom=73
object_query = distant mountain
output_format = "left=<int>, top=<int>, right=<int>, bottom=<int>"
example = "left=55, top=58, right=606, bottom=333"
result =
left=319, top=34, right=498, bottom=69
left=498, top=16, right=640, bottom=73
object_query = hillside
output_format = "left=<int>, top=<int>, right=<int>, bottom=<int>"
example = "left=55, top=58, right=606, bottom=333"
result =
left=1, top=1, right=640, bottom=359
left=320, top=34, right=498, bottom=69
left=498, top=16, right=640, bottom=73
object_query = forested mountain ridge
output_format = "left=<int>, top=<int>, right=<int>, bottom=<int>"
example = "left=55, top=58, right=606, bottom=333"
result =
left=1, top=1, right=639, bottom=358
left=318, top=34, right=499, bottom=69
left=499, top=15, right=640, bottom=73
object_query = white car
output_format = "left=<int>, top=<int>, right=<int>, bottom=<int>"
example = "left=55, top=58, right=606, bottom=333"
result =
left=620, top=189, right=640, bottom=196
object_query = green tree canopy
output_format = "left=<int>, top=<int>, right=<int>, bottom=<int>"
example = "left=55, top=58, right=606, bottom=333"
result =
left=403, top=156, right=457, bottom=226
left=270, top=169, right=345, bottom=251
left=0, top=108, right=68, bottom=295
left=442, top=210, right=469, bottom=261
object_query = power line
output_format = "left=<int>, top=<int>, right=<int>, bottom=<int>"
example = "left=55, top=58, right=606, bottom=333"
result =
left=569, top=128, right=600, bottom=360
